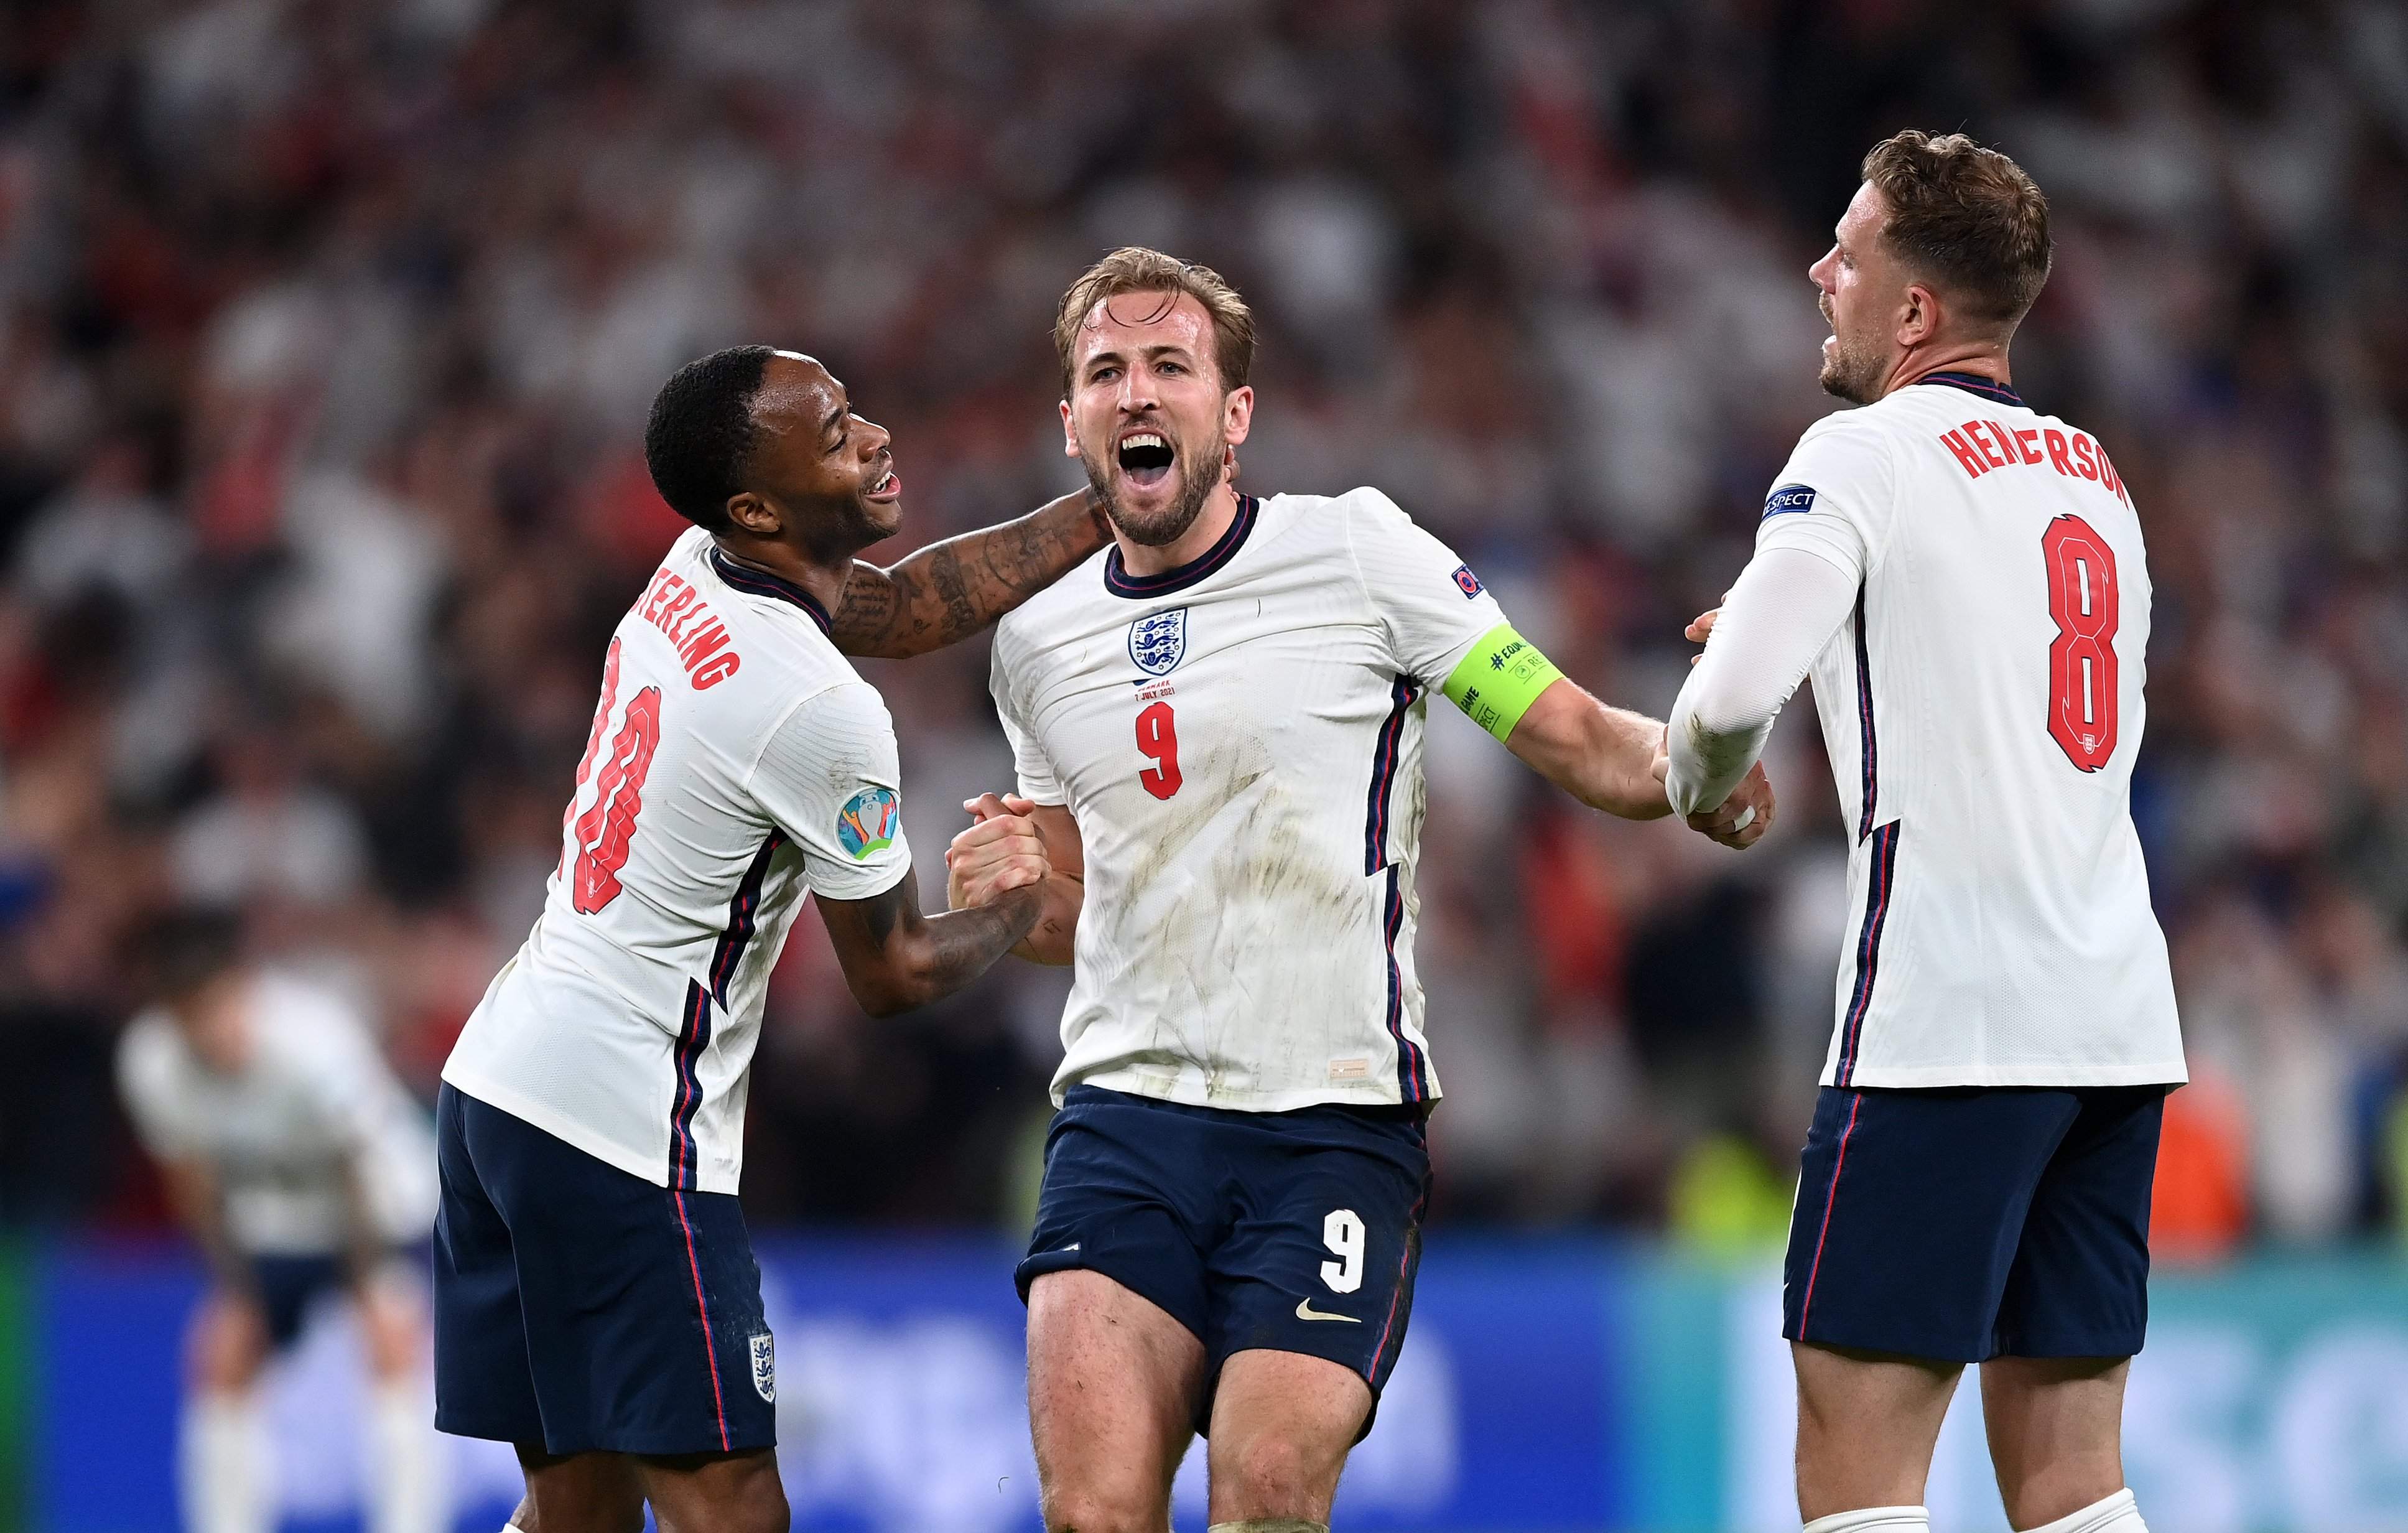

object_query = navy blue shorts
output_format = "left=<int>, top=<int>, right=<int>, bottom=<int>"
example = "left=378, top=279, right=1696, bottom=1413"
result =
left=1783, top=1084, right=2170, bottom=1364
left=432, top=1086, right=775, bottom=1457
left=251, top=1254, right=345, bottom=1350
left=1016, top=1085, right=1432, bottom=1438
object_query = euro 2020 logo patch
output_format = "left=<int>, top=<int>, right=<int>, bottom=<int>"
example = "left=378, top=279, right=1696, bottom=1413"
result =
left=1128, top=607, right=1188, bottom=676
left=836, top=786, right=898, bottom=860
left=1453, top=563, right=1484, bottom=598
left=749, top=1331, right=775, bottom=1404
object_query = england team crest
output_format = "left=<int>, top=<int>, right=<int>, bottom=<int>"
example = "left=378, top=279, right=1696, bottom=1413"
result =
left=749, top=1331, right=775, bottom=1403
left=1128, top=608, right=1188, bottom=676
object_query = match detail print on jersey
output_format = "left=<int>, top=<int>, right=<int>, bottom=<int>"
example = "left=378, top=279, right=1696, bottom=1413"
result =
left=2041, top=515, right=2121, bottom=771
left=1440, top=623, right=1564, bottom=743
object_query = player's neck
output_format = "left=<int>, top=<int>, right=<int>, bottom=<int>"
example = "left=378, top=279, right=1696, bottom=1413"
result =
left=1114, top=483, right=1242, bottom=578
left=709, top=533, right=852, bottom=615
left=1884, top=343, right=2012, bottom=400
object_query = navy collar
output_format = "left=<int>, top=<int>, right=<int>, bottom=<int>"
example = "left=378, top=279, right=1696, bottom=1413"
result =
left=1914, top=370, right=2024, bottom=408
left=709, top=546, right=832, bottom=635
left=1104, top=494, right=1260, bottom=599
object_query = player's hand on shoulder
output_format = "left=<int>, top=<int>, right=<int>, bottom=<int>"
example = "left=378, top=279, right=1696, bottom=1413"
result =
left=1690, top=760, right=1774, bottom=850
left=946, top=792, right=1051, bottom=909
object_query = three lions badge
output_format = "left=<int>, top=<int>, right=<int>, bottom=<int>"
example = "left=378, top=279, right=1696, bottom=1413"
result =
left=1128, top=608, right=1188, bottom=676
left=749, top=1331, right=775, bottom=1404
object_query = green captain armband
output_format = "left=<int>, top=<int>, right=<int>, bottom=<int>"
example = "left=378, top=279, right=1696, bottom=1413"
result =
left=1441, top=623, right=1566, bottom=743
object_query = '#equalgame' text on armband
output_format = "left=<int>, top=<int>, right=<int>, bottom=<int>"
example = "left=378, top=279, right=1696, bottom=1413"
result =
left=1441, top=623, right=1565, bottom=743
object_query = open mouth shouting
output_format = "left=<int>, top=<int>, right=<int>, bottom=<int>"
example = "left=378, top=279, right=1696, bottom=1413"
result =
left=865, top=464, right=902, bottom=502
left=1117, top=430, right=1176, bottom=490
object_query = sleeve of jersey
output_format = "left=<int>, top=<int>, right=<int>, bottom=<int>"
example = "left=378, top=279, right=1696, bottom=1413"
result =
left=1344, top=489, right=1563, bottom=742
left=1749, top=416, right=1894, bottom=582
left=989, top=638, right=1066, bottom=807
left=750, top=683, right=914, bottom=902
left=1665, top=546, right=1861, bottom=816
left=114, top=1023, right=187, bottom=1159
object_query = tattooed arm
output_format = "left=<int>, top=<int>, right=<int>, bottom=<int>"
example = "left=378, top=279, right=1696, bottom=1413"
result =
left=817, top=865, right=1044, bottom=1016
left=829, top=489, right=1110, bottom=659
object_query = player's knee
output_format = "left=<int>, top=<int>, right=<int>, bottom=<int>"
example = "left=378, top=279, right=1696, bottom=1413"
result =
left=1040, top=1484, right=1162, bottom=1533
left=1214, top=1434, right=1334, bottom=1520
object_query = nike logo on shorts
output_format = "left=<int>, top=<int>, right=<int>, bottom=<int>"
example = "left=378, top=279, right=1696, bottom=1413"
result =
left=1295, top=1298, right=1359, bottom=1323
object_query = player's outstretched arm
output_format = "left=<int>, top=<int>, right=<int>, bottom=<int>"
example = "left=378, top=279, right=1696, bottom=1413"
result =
left=818, top=864, right=1046, bottom=1016
left=828, top=489, right=1110, bottom=659
left=946, top=794, right=1083, bottom=964
left=1502, top=679, right=1678, bottom=821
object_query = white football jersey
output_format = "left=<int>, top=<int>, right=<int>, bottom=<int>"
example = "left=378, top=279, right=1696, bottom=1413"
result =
left=443, top=526, right=913, bottom=1193
left=118, top=972, right=439, bottom=1255
left=992, top=489, right=1509, bottom=1111
left=1760, top=373, right=2183, bottom=1088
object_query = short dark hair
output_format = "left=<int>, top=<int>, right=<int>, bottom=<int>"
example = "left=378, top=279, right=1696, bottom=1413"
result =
left=1861, top=130, right=2052, bottom=329
left=142, top=906, right=244, bottom=1003
left=644, top=345, right=775, bottom=533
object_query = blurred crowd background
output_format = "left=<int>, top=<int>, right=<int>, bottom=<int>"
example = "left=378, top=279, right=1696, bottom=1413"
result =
left=2, top=0, right=2406, bottom=1259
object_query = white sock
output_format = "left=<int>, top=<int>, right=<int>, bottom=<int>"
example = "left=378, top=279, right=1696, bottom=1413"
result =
left=1805, top=1509, right=1929, bottom=1533
left=2018, top=1487, right=2147, bottom=1533
left=366, top=1379, right=447, bottom=1533
left=181, top=1392, right=271, bottom=1533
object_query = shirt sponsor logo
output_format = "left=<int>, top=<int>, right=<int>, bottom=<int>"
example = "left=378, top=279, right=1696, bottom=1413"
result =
left=1453, top=564, right=1484, bottom=597
left=1763, top=484, right=1816, bottom=518
left=1128, top=607, right=1188, bottom=676
left=836, top=786, right=899, bottom=860
left=750, top=1331, right=776, bottom=1403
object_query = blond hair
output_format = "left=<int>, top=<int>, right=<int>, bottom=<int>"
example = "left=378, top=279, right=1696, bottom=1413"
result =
left=1054, top=247, right=1257, bottom=394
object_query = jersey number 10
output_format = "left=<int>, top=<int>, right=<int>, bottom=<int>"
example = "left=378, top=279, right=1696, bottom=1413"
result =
left=2042, top=515, right=2120, bottom=773
left=564, top=637, right=665, bottom=913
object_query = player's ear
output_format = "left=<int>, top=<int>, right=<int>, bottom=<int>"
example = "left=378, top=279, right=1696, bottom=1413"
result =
left=1898, top=281, right=1940, bottom=348
left=1220, top=384, right=1254, bottom=447
left=723, top=490, right=779, bottom=537
left=1059, top=398, right=1082, bottom=460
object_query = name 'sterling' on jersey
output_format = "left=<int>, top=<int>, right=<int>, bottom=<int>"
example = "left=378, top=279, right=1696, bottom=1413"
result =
left=633, top=564, right=745, bottom=689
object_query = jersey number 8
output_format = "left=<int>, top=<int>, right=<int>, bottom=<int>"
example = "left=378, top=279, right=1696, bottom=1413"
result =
left=2041, top=515, right=2121, bottom=773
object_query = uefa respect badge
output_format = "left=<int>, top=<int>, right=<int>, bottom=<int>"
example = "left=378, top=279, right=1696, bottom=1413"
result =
left=836, top=785, right=899, bottom=860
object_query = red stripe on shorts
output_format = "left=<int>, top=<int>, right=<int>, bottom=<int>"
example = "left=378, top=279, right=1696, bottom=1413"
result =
left=1797, top=1091, right=1864, bottom=1341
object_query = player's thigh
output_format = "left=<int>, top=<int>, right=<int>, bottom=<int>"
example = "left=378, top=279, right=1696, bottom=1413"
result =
left=1979, top=1355, right=2131, bottom=1530
left=355, top=1262, right=428, bottom=1379
left=1782, top=1085, right=2077, bottom=1362
left=1206, top=1348, right=1372, bottom=1526
left=185, top=1284, right=271, bottom=1393
left=1992, top=1086, right=2167, bottom=1361
left=516, top=1447, right=643, bottom=1533
left=1792, top=1341, right=1964, bottom=1519
left=1202, top=1106, right=1430, bottom=1438
left=633, top=1447, right=787, bottom=1533
left=1026, top=1269, right=1205, bottom=1533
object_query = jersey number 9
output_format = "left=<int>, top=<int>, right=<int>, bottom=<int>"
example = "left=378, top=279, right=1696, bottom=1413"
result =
left=2042, top=515, right=2120, bottom=773
left=1135, top=701, right=1183, bottom=799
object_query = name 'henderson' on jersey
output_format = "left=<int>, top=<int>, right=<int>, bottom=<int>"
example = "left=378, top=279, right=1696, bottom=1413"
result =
left=1760, top=372, right=2183, bottom=1090
left=442, top=525, right=915, bottom=1193
left=990, top=488, right=1512, bottom=1112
